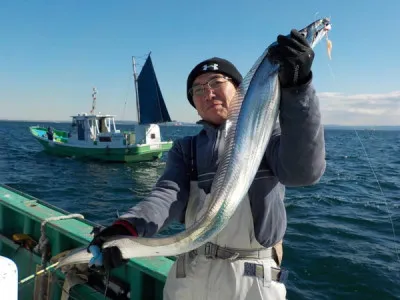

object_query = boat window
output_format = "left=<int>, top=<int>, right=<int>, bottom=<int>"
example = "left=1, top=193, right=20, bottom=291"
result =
left=70, top=119, right=77, bottom=135
left=99, top=118, right=109, bottom=133
left=106, top=118, right=111, bottom=132
left=95, top=119, right=99, bottom=134
left=89, top=119, right=96, bottom=138
left=77, top=120, right=85, bottom=140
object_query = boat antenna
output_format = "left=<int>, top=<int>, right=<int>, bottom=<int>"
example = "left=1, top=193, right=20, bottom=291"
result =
left=90, top=87, right=97, bottom=115
left=132, top=56, right=141, bottom=124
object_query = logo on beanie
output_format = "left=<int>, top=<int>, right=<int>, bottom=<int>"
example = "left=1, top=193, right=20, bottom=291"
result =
left=202, top=63, right=219, bottom=71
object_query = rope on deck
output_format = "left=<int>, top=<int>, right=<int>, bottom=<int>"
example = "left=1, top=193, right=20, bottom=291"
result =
left=30, top=213, right=85, bottom=300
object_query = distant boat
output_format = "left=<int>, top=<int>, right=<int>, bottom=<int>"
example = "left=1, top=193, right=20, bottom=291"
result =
left=29, top=53, right=174, bottom=162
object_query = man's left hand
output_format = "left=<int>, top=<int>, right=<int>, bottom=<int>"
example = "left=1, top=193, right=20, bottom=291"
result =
left=268, top=29, right=314, bottom=88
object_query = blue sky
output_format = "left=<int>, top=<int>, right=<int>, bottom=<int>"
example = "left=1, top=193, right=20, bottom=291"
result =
left=1, top=0, right=399, bottom=125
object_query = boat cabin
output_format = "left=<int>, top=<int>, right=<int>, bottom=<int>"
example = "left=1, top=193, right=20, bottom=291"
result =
left=68, top=113, right=164, bottom=147
left=69, top=113, right=120, bottom=142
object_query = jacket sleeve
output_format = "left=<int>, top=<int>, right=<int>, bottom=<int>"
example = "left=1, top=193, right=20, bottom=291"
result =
left=264, top=74, right=326, bottom=186
left=117, top=139, right=191, bottom=237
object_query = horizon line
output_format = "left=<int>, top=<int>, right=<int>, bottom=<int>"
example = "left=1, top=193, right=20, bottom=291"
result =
left=0, top=119, right=399, bottom=128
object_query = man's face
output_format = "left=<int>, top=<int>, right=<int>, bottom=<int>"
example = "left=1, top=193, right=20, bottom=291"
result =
left=190, top=73, right=237, bottom=125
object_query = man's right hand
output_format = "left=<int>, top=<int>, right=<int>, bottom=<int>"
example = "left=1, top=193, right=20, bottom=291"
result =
left=88, top=220, right=138, bottom=270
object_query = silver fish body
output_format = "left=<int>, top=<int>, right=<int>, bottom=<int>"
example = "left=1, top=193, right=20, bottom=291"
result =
left=57, top=18, right=332, bottom=269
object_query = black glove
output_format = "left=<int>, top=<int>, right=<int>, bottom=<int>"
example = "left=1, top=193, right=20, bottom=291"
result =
left=268, top=29, right=314, bottom=88
left=88, top=224, right=131, bottom=270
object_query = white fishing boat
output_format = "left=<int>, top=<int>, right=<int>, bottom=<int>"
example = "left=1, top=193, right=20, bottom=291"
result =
left=29, top=53, right=174, bottom=162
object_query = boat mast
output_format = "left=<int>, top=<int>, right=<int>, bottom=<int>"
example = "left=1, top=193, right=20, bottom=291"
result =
left=90, top=87, right=97, bottom=115
left=132, top=56, right=141, bottom=124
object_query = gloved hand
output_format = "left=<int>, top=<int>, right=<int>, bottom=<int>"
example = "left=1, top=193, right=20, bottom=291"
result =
left=268, top=29, right=314, bottom=88
left=88, top=221, right=137, bottom=270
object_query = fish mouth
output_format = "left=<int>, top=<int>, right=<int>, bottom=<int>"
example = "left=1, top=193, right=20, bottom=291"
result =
left=324, top=23, right=332, bottom=31
left=321, top=18, right=332, bottom=31
left=300, top=17, right=332, bottom=47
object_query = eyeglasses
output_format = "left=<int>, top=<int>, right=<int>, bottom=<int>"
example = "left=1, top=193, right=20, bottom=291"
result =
left=189, top=76, right=231, bottom=97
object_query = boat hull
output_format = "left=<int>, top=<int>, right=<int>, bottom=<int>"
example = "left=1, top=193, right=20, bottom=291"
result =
left=30, top=126, right=173, bottom=163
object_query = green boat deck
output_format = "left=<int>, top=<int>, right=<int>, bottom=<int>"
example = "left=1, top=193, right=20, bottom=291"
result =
left=0, top=184, right=174, bottom=299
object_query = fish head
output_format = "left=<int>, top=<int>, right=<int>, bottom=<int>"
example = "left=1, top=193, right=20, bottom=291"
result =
left=299, top=17, right=332, bottom=48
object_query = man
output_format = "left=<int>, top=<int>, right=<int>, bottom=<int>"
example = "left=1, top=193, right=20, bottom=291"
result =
left=90, top=29, right=326, bottom=299
left=46, top=126, right=54, bottom=141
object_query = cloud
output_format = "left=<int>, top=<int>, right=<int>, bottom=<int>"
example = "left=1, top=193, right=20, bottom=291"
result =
left=317, top=91, right=400, bottom=125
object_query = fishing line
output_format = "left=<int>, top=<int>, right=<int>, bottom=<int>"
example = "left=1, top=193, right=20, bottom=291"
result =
left=321, top=20, right=399, bottom=263
left=103, top=270, right=110, bottom=300
left=327, top=62, right=336, bottom=80
left=317, top=14, right=335, bottom=80
left=121, top=73, right=133, bottom=121
left=353, top=129, right=400, bottom=262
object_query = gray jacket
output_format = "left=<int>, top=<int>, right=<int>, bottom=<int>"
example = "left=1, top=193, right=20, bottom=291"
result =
left=119, top=79, right=326, bottom=248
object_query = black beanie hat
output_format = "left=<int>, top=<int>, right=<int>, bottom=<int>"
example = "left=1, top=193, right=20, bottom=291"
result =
left=186, top=57, right=243, bottom=108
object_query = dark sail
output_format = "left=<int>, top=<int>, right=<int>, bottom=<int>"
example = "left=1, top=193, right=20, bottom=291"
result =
left=137, top=55, right=171, bottom=124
